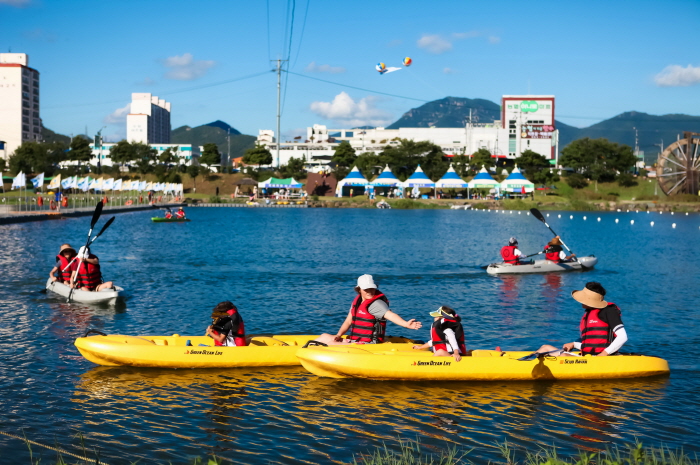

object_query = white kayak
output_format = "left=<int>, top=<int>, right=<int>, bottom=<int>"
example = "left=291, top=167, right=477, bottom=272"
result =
left=486, top=255, right=598, bottom=275
left=45, top=278, right=123, bottom=303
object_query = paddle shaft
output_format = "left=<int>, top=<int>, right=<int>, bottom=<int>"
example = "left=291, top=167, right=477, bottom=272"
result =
left=67, top=202, right=104, bottom=302
left=529, top=208, right=580, bottom=264
left=61, top=216, right=115, bottom=272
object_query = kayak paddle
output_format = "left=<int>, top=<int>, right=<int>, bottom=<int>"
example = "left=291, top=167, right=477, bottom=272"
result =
left=480, top=251, right=545, bottom=269
left=517, top=349, right=562, bottom=361
left=61, top=216, right=115, bottom=272
left=67, top=201, right=103, bottom=302
left=529, top=208, right=581, bottom=265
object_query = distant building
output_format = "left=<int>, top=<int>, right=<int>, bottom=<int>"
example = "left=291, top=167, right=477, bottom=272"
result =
left=61, top=143, right=200, bottom=169
left=256, top=95, right=557, bottom=169
left=126, top=93, right=171, bottom=144
left=0, top=53, right=41, bottom=159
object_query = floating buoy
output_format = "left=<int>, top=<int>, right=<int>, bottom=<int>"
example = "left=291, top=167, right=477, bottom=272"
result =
left=631, top=220, right=634, bottom=225
left=686, top=212, right=689, bottom=216
left=558, top=214, right=561, bottom=218
left=660, top=212, right=663, bottom=215
left=597, top=217, right=601, bottom=222
left=518, top=211, right=521, bottom=214
left=509, top=211, right=512, bottom=214
left=636, top=210, right=639, bottom=213
left=672, top=223, right=676, bottom=228
left=626, top=210, right=629, bottom=212
left=617, top=209, right=621, bottom=212
left=615, top=219, right=619, bottom=223
left=527, top=212, right=530, bottom=215
left=671, top=212, right=674, bottom=215
left=583, top=216, right=587, bottom=220
left=569, top=215, right=573, bottom=219
left=651, top=221, right=655, bottom=226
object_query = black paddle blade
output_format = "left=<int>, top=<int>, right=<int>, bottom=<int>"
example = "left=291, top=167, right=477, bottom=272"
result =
left=530, top=208, right=545, bottom=223
left=93, top=216, right=115, bottom=240
left=517, top=352, right=540, bottom=361
left=91, top=201, right=104, bottom=228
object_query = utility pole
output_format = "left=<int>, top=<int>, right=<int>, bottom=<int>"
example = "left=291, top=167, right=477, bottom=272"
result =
left=272, top=58, right=288, bottom=168
left=227, top=128, right=231, bottom=170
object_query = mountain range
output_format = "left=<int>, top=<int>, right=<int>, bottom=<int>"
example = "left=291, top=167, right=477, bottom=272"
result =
left=171, top=120, right=256, bottom=159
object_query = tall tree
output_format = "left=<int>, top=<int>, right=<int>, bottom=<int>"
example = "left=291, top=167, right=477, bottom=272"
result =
left=9, top=141, right=66, bottom=174
left=159, top=146, right=180, bottom=165
left=278, top=156, right=307, bottom=179
left=470, top=148, right=495, bottom=170
left=513, top=149, right=551, bottom=181
left=379, top=139, right=444, bottom=181
left=187, top=164, right=201, bottom=190
left=109, top=140, right=136, bottom=167
left=331, top=141, right=357, bottom=179
left=354, top=152, right=382, bottom=180
left=560, top=137, right=636, bottom=182
left=242, top=145, right=273, bottom=168
left=68, top=136, right=93, bottom=166
left=200, top=143, right=221, bottom=168
left=132, top=142, right=158, bottom=175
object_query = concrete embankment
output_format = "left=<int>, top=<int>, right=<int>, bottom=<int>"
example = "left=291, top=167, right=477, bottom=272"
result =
left=0, top=203, right=184, bottom=225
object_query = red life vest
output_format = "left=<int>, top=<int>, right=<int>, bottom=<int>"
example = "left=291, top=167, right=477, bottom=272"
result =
left=348, top=293, right=389, bottom=343
left=165, top=212, right=173, bottom=219
left=212, top=309, right=246, bottom=347
left=175, top=210, right=185, bottom=219
left=501, top=246, right=520, bottom=264
left=579, top=303, right=620, bottom=355
left=545, top=245, right=562, bottom=262
left=76, top=255, right=102, bottom=290
left=430, top=315, right=467, bottom=354
left=55, top=255, right=75, bottom=283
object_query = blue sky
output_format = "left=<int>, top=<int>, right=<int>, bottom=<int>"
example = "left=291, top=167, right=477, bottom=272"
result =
left=2, top=0, right=699, bottom=143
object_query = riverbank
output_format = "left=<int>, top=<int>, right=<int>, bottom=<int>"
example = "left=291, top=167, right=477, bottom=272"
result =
left=0, top=202, right=183, bottom=225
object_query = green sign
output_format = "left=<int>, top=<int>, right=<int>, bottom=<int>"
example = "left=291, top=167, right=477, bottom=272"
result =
left=520, top=101, right=539, bottom=112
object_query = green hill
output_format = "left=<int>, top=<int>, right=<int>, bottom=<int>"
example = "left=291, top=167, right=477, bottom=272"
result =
left=171, top=121, right=255, bottom=159
left=41, top=126, right=71, bottom=145
left=387, top=97, right=501, bottom=129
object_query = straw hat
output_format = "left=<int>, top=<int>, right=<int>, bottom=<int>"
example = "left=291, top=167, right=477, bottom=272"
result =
left=548, top=236, right=562, bottom=246
left=58, top=244, right=76, bottom=255
left=571, top=286, right=608, bottom=308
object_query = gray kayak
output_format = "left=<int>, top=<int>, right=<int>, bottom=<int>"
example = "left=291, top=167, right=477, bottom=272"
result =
left=45, top=278, right=124, bottom=303
left=486, top=255, right=598, bottom=275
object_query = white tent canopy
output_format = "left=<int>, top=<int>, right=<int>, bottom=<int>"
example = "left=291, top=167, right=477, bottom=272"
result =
left=371, top=165, right=400, bottom=186
left=467, top=166, right=500, bottom=189
left=400, top=165, right=435, bottom=188
left=500, top=165, right=535, bottom=193
left=337, top=166, right=370, bottom=188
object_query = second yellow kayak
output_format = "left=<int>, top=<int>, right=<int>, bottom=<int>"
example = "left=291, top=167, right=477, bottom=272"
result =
left=296, top=346, right=671, bottom=381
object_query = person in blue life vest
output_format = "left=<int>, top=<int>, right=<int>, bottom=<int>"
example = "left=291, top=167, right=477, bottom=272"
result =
left=205, top=301, right=247, bottom=347
left=314, top=274, right=423, bottom=345
left=533, top=282, right=628, bottom=357
left=412, top=306, right=468, bottom=361
left=544, top=236, right=576, bottom=263
left=70, top=246, right=114, bottom=292
left=500, top=237, right=522, bottom=265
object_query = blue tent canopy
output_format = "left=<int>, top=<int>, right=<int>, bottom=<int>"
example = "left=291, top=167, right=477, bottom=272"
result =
left=500, top=165, right=535, bottom=192
left=337, top=166, right=369, bottom=187
left=435, top=164, right=468, bottom=188
left=467, top=166, right=500, bottom=189
left=371, top=165, right=400, bottom=186
left=401, top=165, right=435, bottom=188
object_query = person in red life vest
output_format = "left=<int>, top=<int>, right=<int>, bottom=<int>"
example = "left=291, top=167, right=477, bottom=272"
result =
left=500, top=237, right=522, bottom=265
left=164, top=208, right=173, bottom=219
left=205, top=301, right=247, bottom=347
left=70, top=246, right=115, bottom=292
left=412, top=306, right=468, bottom=361
left=175, top=207, right=186, bottom=219
left=544, top=236, right=576, bottom=263
left=49, top=244, right=78, bottom=283
left=533, top=282, right=627, bottom=357
left=314, top=274, right=423, bottom=345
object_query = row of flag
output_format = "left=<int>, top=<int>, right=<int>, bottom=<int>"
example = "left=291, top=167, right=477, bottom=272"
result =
left=11, top=172, right=183, bottom=194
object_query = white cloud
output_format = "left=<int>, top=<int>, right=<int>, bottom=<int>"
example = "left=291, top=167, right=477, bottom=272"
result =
left=104, top=103, right=130, bottom=124
left=417, top=34, right=453, bottom=54
left=161, top=53, right=215, bottom=81
left=654, top=64, right=700, bottom=87
left=0, top=0, right=31, bottom=6
left=443, top=67, right=458, bottom=74
left=488, top=35, right=501, bottom=44
left=309, top=92, right=393, bottom=127
left=305, top=61, right=346, bottom=74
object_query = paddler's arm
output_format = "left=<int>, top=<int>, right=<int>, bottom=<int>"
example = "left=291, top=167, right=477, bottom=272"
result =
left=333, top=310, right=354, bottom=342
left=383, top=311, right=422, bottom=330
left=206, top=326, right=226, bottom=343
left=49, top=265, right=59, bottom=281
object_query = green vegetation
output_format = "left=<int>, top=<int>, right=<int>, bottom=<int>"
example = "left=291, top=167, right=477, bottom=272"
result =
left=390, top=198, right=446, bottom=209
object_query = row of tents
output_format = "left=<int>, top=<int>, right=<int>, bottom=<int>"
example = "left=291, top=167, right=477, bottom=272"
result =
left=337, top=164, right=535, bottom=193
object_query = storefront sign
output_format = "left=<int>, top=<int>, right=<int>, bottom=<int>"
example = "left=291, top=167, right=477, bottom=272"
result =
left=521, top=124, right=555, bottom=139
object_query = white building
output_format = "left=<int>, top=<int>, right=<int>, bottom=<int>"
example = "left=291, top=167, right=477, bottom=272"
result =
left=256, top=95, right=557, bottom=168
left=0, top=53, right=41, bottom=160
left=60, top=143, right=200, bottom=168
left=126, top=93, right=171, bottom=144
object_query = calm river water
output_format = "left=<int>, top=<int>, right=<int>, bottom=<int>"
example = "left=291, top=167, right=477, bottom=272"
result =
left=1, top=207, right=699, bottom=464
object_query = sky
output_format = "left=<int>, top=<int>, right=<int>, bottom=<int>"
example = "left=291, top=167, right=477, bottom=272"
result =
left=2, top=0, right=700, bottom=143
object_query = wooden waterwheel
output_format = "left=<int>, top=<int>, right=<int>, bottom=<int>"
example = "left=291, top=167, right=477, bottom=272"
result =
left=656, top=132, right=700, bottom=196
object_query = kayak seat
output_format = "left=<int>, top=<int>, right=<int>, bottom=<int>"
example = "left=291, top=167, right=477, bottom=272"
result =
left=249, top=336, right=289, bottom=347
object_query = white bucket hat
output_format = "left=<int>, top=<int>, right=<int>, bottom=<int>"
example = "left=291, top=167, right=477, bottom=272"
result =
left=356, top=274, right=377, bottom=290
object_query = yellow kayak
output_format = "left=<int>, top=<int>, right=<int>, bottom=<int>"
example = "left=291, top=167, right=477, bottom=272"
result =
left=296, top=346, right=670, bottom=381
left=74, top=333, right=420, bottom=368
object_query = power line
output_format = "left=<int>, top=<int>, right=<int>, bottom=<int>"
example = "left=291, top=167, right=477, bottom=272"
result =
left=266, top=0, right=272, bottom=61
left=281, top=0, right=296, bottom=114
left=284, top=70, right=430, bottom=102
left=292, top=0, right=310, bottom=68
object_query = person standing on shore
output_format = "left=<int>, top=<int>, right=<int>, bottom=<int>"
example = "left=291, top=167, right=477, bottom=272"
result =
left=314, top=274, right=422, bottom=345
